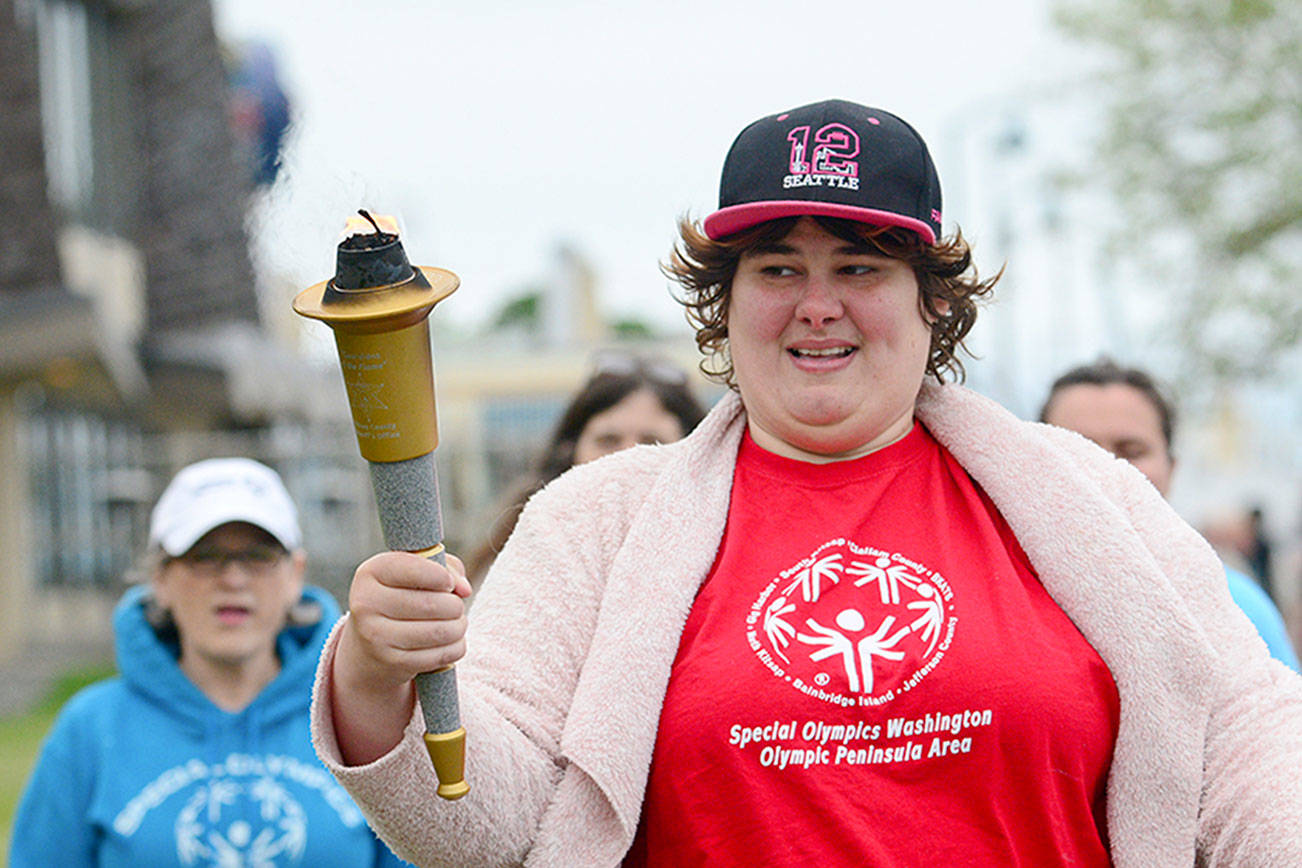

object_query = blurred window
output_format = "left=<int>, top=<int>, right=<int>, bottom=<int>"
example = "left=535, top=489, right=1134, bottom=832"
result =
left=34, top=0, right=138, bottom=233
left=26, top=405, right=149, bottom=588
left=34, top=0, right=93, bottom=216
left=480, top=395, right=565, bottom=494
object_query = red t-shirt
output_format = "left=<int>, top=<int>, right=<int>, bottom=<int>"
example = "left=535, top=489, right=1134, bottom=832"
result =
left=624, top=423, right=1120, bottom=867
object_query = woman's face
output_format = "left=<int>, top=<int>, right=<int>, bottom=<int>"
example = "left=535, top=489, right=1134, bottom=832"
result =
left=573, top=388, right=686, bottom=465
left=727, top=217, right=932, bottom=462
left=153, top=522, right=304, bottom=675
left=1042, top=382, right=1175, bottom=496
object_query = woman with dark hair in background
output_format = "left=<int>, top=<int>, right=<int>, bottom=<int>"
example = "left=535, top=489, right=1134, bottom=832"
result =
left=465, top=353, right=706, bottom=586
left=1040, top=357, right=1299, bottom=670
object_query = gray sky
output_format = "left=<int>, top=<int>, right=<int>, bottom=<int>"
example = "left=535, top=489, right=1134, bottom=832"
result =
left=210, top=2, right=1302, bottom=536
left=214, top=0, right=1072, bottom=335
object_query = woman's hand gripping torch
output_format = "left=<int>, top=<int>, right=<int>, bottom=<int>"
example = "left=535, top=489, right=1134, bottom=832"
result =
left=293, top=211, right=468, bottom=800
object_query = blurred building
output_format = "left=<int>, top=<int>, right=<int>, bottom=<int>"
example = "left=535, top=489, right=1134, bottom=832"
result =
left=0, top=0, right=361, bottom=679
left=0, top=0, right=716, bottom=701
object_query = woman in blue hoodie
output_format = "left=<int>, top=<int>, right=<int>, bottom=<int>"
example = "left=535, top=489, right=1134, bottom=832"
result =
left=10, top=458, right=410, bottom=868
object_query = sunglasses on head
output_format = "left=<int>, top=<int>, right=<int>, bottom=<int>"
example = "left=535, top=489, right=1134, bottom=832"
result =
left=589, top=351, right=688, bottom=386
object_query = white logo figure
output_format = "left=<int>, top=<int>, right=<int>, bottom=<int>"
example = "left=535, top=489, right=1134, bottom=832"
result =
left=745, top=540, right=956, bottom=706
left=763, top=595, right=798, bottom=662
left=847, top=555, right=919, bottom=605
left=783, top=552, right=843, bottom=603
left=346, top=380, right=388, bottom=422
left=907, top=583, right=946, bottom=654
left=175, top=776, right=307, bottom=866
left=797, top=609, right=909, bottom=693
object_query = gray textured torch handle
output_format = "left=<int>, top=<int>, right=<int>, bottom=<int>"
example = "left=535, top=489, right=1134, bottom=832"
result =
left=367, top=454, right=462, bottom=735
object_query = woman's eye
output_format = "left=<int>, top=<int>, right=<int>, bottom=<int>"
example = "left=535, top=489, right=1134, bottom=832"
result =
left=842, top=264, right=877, bottom=275
left=1115, top=443, right=1149, bottom=461
left=759, top=264, right=796, bottom=276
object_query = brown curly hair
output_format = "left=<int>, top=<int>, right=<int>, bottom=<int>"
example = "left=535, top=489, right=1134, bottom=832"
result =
left=662, top=215, right=1000, bottom=386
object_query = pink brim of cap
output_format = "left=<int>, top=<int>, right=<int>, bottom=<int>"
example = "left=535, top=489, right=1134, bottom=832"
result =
left=703, top=201, right=936, bottom=245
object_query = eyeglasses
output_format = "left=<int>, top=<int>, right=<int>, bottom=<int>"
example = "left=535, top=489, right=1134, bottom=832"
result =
left=172, top=544, right=286, bottom=576
left=589, top=350, right=689, bottom=386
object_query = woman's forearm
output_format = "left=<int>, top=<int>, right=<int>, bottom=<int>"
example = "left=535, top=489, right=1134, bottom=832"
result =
left=330, top=620, right=418, bottom=766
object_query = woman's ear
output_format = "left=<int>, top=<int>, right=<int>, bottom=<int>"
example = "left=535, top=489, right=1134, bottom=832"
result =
left=150, top=560, right=174, bottom=610
left=920, top=291, right=951, bottom=323
left=288, top=549, right=307, bottom=594
left=143, top=583, right=177, bottom=634
left=285, top=551, right=320, bottom=628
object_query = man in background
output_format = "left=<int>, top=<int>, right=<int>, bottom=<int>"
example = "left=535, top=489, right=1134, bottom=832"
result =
left=1040, top=358, right=1299, bottom=670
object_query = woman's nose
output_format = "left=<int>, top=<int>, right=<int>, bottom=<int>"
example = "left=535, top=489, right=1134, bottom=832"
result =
left=794, top=275, right=843, bottom=327
left=214, top=559, right=255, bottom=586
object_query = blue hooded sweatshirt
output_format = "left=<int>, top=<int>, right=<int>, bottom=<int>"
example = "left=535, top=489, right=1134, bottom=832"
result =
left=10, top=585, right=412, bottom=868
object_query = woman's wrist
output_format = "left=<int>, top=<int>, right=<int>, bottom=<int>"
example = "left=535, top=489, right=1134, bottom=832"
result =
left=330, top=623, right=417, bottom=765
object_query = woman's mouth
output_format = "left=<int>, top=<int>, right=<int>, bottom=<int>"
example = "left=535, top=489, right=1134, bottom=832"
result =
left=788, top=345, right=857, bottom=370
left=215, top=605, right=252, bottom=626
left=789, top=346, right=855, bottom=359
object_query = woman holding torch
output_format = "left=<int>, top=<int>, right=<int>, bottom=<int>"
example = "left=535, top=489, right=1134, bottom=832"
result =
left=311, top=99, right=1302, bottom=866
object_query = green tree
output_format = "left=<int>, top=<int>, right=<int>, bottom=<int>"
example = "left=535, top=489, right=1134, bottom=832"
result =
left=489, top=290, right=542, bottom=331
left=610, top=317, right=655, bottom=340
left=1056, top=0, right=1302, bottom=380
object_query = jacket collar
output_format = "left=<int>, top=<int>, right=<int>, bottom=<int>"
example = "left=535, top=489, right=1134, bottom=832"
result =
left=916, top=382, right=1210, bottom=865
left=540, top=393, right=745, bottom=865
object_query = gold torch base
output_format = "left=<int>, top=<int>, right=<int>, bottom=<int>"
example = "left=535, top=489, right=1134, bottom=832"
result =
left=424, top=728, right=470, bottom=800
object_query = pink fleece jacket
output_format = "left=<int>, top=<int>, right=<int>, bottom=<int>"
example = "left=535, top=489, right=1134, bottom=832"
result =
left=312, top=383, right=1302, bottom=867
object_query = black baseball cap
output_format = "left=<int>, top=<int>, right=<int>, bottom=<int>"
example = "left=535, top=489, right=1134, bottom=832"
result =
left=703, top=99, right=943, bottom=244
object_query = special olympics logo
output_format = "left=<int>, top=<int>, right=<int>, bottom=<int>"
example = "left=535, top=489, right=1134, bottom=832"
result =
left=745, top=539, right=957, bottom=707
left=174, top=776, right=307, bottom=866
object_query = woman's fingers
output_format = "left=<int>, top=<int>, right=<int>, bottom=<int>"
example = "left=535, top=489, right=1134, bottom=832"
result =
left=348, top=619, right=466, bottom=674
left=356, top=580, right=465, bottom=622
left=360, top=550, right=462, bottom=592
left=345, top=549, right=469, bottom=677
left=446, top=553, right=473, bottom=598
left=352, top=609, right=466, bottom=652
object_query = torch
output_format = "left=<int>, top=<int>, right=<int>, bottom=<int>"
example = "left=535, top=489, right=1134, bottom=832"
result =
left=293, top=211, right=468, bottom=800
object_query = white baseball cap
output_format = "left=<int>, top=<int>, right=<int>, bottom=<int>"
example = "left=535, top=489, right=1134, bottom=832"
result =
left=148, top=458, right=302, bottom=556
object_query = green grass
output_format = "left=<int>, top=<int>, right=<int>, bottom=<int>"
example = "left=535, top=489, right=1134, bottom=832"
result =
left=0, top=666, right=115, bottom=867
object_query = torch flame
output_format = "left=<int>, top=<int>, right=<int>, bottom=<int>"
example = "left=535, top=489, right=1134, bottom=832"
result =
left=343, top=211, right=401, bottom=238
